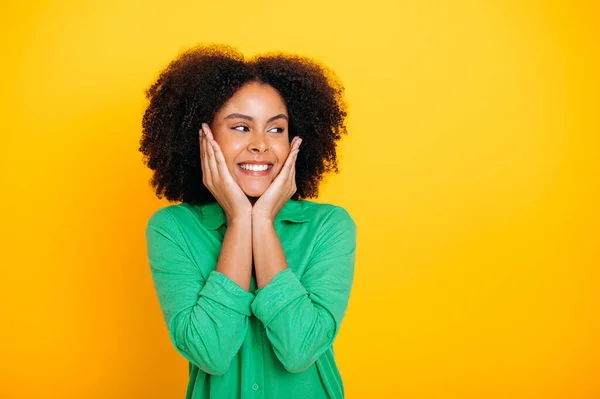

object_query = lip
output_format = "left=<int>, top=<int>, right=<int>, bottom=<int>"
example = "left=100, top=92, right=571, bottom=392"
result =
left=237, top=163, right=273, bottom=177
left=238, top=161, right=273, bottom=165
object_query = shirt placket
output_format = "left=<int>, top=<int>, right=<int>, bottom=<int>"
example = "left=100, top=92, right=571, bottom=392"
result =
left=249, top=275, right=266, bottom=398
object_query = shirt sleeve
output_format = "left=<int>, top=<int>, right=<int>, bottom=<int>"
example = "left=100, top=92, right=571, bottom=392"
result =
left=250, top=206, right=357, bottom=373
left=145, top=207, right=255, bottom=375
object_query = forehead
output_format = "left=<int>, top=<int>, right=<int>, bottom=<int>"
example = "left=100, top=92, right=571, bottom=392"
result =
left=217, top=82, right=288, bottom=117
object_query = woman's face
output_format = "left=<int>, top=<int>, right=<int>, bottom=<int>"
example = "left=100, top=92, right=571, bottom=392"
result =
left=209, top=81, right=291, bottom=199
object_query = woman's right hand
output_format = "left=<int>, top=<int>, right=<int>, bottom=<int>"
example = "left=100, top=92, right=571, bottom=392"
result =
left=200, top=123, right=252, bottom=224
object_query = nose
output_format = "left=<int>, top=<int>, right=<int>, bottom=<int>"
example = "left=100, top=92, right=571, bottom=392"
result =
left=248, top=131, right=268, bottom=153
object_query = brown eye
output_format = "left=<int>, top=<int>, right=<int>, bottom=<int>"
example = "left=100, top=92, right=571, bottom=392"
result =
left=233, top=125, right=249, bottom=132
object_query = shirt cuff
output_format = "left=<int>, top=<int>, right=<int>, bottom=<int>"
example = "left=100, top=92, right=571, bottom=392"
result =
left=200, top=270, right=255, bottom=316
left=251, top=268, right=308, bottom=326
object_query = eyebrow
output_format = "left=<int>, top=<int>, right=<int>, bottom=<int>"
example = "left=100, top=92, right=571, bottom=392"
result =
left=224, top=113, right=288, bottom=123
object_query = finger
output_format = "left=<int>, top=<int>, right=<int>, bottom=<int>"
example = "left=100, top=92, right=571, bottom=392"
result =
left=201, top=125, right=218, bottom=185
left=288, top=148, right=299, bottom=183
left=289, top=136, right=298, bottom=151
left=290, top=164, right=297, bottom=195
left=288, top=138, right=300, bottom=189
left=281, top=148, right=299, bottom=177
left=292, top=138, right=302, bottom=177
left=290, top=136, right=302, bottom=150
left=200, top=130, right=211, bottom=183
left=199, top=130, right=207, bottom=172
left=210, top=139, right=231, bottom=180
left=200, top=129, right=207, bottom=165
left=283, top=150, right=298, bottom=198
left=204, top=127, right=220, bottom=181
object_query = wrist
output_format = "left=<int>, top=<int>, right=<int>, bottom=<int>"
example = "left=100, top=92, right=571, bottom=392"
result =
left=252, top=215, right=275, bottom=227
left=227, top=215, right=252, bottom=228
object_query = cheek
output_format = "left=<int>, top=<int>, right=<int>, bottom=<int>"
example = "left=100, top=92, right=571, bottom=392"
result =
left=216, top=138, right=244, bottom=165
left=274, top=142, right=291, bottom=162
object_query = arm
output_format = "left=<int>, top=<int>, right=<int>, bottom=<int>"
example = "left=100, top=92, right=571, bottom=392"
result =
left=146, top=208, right=253, bottom=375
left=251, top=206, right=357, bottom=373
left=216, top=215, right=253, bottom=291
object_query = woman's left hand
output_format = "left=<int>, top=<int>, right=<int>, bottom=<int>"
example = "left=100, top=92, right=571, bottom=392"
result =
left=252, top=136, right=302, bottom=223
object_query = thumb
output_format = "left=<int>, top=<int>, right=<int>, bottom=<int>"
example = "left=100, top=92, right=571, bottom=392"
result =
left=201, top=122, right=214, bottom=136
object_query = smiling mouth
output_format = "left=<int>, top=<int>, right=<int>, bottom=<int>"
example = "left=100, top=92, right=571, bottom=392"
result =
left=237, top=163, right=273, bottom=176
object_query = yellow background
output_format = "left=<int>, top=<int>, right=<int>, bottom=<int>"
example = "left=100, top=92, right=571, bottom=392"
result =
left=1, top=1, right=598, bottom=398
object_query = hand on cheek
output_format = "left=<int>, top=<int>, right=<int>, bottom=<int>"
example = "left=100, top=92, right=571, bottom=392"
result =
left=199, top=123, right=252, bottom=223
left=252, top=136, right=302, bottom=222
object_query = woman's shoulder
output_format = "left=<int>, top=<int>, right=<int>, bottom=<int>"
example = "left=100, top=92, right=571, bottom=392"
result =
left=146, top=202, right=202, bottom=231
left=295, top=199, right=355, bottom=227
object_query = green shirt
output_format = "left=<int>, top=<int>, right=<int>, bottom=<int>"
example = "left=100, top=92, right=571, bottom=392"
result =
left=145, top=199, right=357, bottom=399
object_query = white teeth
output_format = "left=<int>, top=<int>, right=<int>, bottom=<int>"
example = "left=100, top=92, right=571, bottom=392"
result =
left=240, top=164, right=271, bottom=171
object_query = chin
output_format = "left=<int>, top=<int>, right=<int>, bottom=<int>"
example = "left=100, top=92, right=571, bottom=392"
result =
left=240, top=184, right=268, bottom=198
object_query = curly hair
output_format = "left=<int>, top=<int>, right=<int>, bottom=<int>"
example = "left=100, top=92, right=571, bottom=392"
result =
left=139, top=43, right=348, bottom=205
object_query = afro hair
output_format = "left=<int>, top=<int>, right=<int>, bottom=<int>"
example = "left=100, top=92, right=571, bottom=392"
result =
left=139, top=43, right=348, bottom=205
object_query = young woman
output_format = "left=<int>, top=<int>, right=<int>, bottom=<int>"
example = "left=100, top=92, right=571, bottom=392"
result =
left=141, top=43, right=357, bottom=399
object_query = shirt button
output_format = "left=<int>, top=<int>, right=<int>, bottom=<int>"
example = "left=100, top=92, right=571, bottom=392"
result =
left=327, top=331, right=333, bottom=338
left=178, top=344, right=186, bottom=350
left=252, top=383, right=259, bottom=391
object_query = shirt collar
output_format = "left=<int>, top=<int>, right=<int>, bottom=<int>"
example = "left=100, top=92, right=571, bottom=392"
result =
left=199, top=199, right=310, bottom=230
